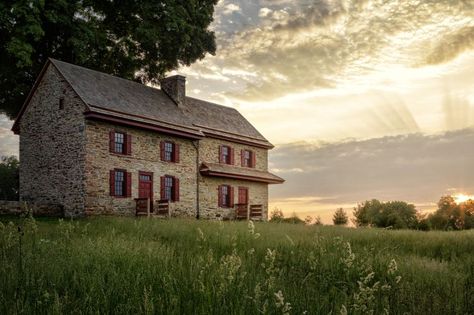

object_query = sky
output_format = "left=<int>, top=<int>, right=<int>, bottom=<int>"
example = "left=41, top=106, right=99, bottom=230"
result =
left=1, top=0, right=474, bottom=223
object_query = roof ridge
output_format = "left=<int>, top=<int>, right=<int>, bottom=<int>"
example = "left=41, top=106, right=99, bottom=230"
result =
left=49, top=58, right=167, bottom=97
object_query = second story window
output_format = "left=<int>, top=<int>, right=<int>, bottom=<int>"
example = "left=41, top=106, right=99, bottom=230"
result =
left=219, top=145, right=234, bottom=164
left=241, top=150, right=255, bottom=168
left=109, top=131, right=131, bottom=155
left=161, top=141, right=180, bottom=163
left=115, top=133, right=125, bottom=153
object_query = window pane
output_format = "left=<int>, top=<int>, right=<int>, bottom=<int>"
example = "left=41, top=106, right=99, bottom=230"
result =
left=222, top=185, right=229, bottom=206
left=115, top=133, right=124, bottom=153
left=164, top=142, right=174, bottom=161
left=115, top=171, right=124, bottom=196
left=164, top=176, right=173, bottom=200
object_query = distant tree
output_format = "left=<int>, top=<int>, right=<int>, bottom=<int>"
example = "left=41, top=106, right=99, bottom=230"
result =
left=304, top=215, right=313, bottom=225
left=314, top=215, right=323, bottom=226
left=0, top=0, right=218, bottom=118
left=353, top=199, right=383, bottom=227
left=0, top=156, right=19, bottom=200
left=353, top=199, right=417, bottom=229
left=269, top=208, right=285, bottom=223
left=427, top=196, right=473, bottom=230
left=283, top=213, right=304, bottom=224
left=333, top=208, right=348, bottom=225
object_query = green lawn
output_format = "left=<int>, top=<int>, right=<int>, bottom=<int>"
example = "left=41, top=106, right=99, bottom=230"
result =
left=0, top=217, right=473, bottom=314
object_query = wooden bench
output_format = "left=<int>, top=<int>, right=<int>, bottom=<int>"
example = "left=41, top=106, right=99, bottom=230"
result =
left=156, top=199, right=170, bottom=217
left=235, top=203, right=248, bottom=220
left=250, top=204, right=263, bottom=219
left=135, top=198, right=150, bottom=217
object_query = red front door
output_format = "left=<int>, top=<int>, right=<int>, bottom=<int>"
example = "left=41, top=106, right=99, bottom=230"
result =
left=139, top=172, right=153, bottom=212
left=238, top=187, right=249, bottom=205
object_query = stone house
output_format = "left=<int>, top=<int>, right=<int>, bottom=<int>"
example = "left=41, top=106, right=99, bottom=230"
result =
left=11, top=59, right=284, bottom=219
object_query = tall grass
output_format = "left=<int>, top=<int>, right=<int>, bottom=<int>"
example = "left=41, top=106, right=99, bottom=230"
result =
left=0, top=216, right=473, bottom=314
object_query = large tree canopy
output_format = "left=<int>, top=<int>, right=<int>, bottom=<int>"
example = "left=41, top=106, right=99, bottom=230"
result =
left=0, top=0, right=218, bottom=118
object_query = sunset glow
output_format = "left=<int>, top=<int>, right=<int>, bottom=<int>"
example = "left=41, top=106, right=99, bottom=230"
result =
left=453, top=194, right=474, bottom=204
left=1, top=0, right=474, bottom=223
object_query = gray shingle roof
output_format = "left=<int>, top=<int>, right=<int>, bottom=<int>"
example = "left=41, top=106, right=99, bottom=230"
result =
left=50, top=59, right=272, bottom=147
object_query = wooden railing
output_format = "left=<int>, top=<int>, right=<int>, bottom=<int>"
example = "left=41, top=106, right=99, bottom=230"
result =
left=156, top=199, right=170, bottom=217
left=235, top=203, right=248, bottom=220
left=135, top=198, right=150, bottom=217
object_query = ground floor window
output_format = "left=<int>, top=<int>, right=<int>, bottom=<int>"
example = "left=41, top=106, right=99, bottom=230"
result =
left=218, top=185, right=234, bottom=207
left=109, top=169, right=131, bottom=197
left=160, top=175, right=180, bottom=202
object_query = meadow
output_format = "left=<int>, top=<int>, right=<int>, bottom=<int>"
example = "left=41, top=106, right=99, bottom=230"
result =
left=0, top=216, right=473, bottom=314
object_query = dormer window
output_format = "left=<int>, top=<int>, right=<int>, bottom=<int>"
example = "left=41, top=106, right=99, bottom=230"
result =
left=219, top=145, right=234, bottom=164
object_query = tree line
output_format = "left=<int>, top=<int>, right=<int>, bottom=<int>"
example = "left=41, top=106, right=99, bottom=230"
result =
left=271, top=197, right=474, bottom=231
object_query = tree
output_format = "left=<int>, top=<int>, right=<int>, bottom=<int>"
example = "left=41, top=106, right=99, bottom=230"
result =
left=333, top=208, right=348, bottom=225
left=353, top=199, right=417, bottom=229
left=314, top=215, right=323, bottom=226
left=353, top=199, right=383, bottom=227
left=427, top=196, right=474, bottom=230
left=0, top=0, right=218, bottom=118
left=0, top=156, right=19, bottom=200
left=269, top=208, right=284, bottom=223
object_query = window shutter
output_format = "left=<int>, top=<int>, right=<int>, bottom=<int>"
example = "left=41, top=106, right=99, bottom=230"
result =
left=229, top=186, right=235, bottom=207
left=160, top=176, right=165, bottom=200
left=218, top=185, right=223, bottom=207
left=219, top=145, right=223, bottom=163
left=174, top=143, right=180, bottom=163
left=230, top=147, right=234, bottom=165
left=109, top=170, right=115, bottom=196
left=126, top=172, right=132, bottom=197
left=241, top=150, right=244, bottom=167
left=126, top=134, right=132, bottom=155
left=160, top=141, right=165, bottom=161
left=109, top=131, right=115, bottom=153
left=173, top=177, right=180, bottom=201
left=251, top=151, right=256, bottom=168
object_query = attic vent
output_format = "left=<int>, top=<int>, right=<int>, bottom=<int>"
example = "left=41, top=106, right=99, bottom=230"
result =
left=160, top=75, right=186, bottom=107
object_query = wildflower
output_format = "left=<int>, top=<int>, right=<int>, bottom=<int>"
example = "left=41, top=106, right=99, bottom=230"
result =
left=274, top=290, right=292, bottom=315
left=248, top=220, right=255, bottom=235
left=387, top=259, right=398, bottom=275
left=340, top=305, right=348, bottom=315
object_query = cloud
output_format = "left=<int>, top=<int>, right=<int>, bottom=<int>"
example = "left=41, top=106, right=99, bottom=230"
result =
left=222, top=3, right=241, bottom=15
left=0, top=114, right=18, bottom=157
left=188, top=0, right=474, bottom=102
left=269, top=128, right=474, bottom=216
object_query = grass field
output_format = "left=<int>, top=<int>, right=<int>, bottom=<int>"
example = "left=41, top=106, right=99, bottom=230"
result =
left=0, top=217, right=473, bottom=314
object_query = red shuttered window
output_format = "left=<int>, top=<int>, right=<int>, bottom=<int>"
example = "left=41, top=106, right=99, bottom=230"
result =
left=219, top=145, right=234, bottom=165
left=109, top=169, right=131, bottom=197
left=241, top=150, right=255, bottom=168
left=109, top=131, right=131, bottom=155
left=218, top=185, right=234, bottom=208
left=160, top=141, right=180, bottom=163
left=160, top=175, right=180, bottom=202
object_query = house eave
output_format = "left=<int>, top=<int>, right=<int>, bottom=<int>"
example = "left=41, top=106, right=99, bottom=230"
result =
left=84, top=111, right=204, bottom=140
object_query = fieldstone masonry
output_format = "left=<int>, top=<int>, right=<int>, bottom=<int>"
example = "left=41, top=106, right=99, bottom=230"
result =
left=13, top=60, right=283, bottom=219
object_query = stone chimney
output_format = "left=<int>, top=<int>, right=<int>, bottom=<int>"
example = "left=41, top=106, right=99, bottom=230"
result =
left=160, top=75, right=186, bottom=107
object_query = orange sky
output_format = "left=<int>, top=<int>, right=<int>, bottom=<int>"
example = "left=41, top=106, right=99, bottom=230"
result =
left=1, top=0, right=474, bottom=224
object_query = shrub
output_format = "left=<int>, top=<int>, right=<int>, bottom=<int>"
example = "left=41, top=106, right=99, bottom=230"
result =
left=333, top=208, right=348, bottom=225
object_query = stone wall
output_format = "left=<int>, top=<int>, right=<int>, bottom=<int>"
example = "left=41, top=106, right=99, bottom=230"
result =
left=198, top=137, right=268, bottom=171
left=19, top=64, right=87, bottom=217
left=0, top=201, right=64, bottom=217
left=84, top=120, right=198, bottom=216
left=198, top=137, right=269, bottom=220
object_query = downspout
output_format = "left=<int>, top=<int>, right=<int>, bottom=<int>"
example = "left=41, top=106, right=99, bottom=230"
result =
left=192, top=140, right=200, bottom=219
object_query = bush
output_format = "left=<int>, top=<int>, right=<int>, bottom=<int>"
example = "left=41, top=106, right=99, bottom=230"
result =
left=333, top=208, right=348, bottom=225
left=0, top=156, right=19, bottom=200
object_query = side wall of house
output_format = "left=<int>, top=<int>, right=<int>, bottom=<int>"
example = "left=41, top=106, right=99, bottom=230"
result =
left=84, top=120, right=198, bottom=216
left=198, top=137, right=269, bottom=219
left=19, top=65, right=87, bottom=217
